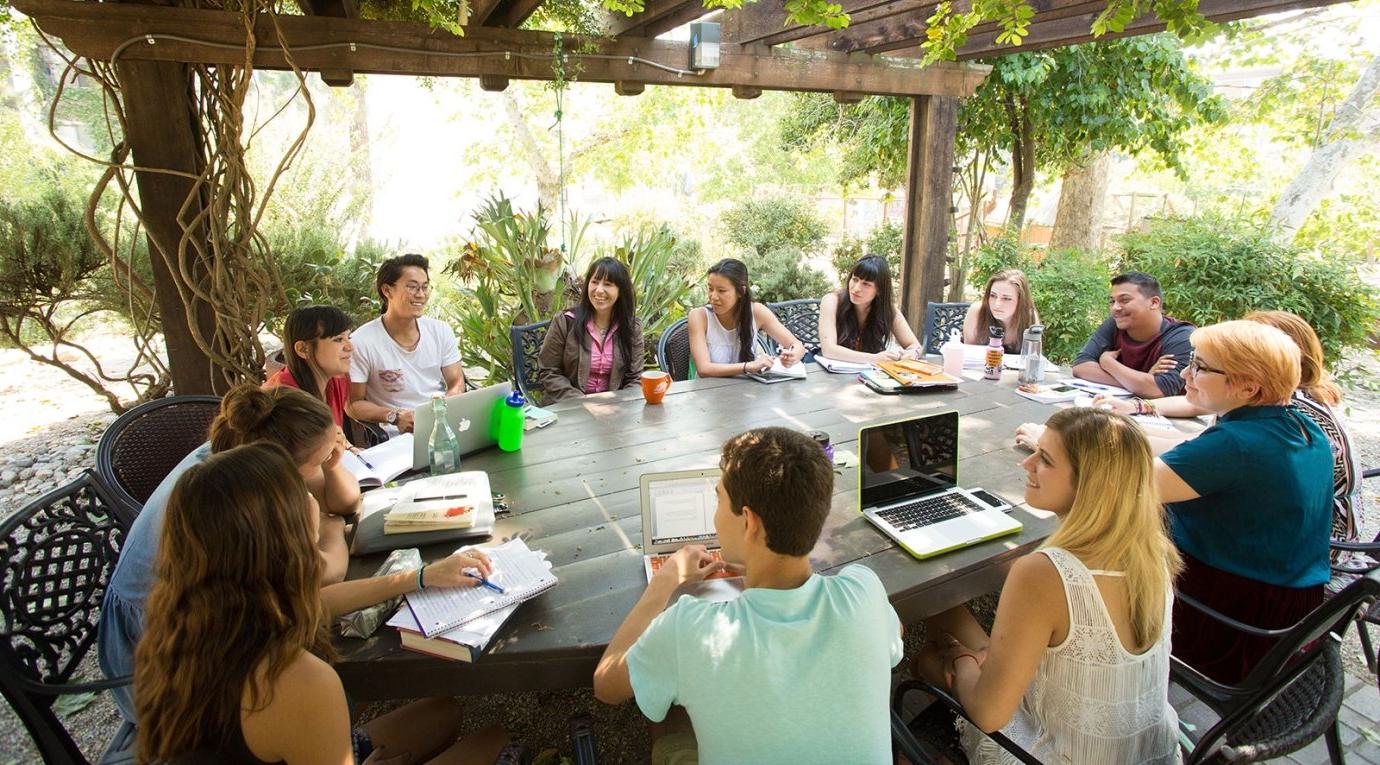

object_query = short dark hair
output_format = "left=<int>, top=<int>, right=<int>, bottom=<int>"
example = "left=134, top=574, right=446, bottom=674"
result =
left=719, top=427, right=834, bottom=556
left=1110, top=272, right=1162, bottom=300
left=376, top=254, right=430, bottom=313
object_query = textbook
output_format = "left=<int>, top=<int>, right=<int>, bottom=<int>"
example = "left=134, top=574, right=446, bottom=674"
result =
left=387, top=601, right=518, bottom=662
left=876, top=359, right=961, bottom=388
left=382, top=472, right=491, bottom=535
left=1014, top=381, right=1080, bottom=404
left=746, top=356, right=807, bottom=384
left=351, top=473, right=496, bottom=554
left=341, top=434, right=414, bottom=489
left=404, top=537, right=558, bottom=637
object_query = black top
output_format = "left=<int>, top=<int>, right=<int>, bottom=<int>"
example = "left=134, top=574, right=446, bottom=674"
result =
left=170, top=726, right=283, bottom=765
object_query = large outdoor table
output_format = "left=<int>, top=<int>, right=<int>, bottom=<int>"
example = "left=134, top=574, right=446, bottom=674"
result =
left=335, top=367, right=1068, bottom=701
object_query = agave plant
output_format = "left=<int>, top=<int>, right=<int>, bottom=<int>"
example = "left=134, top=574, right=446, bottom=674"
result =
left=607, top=225, right=700, bottom=362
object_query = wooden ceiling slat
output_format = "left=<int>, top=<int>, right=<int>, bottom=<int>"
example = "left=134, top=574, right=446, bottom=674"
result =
left=757, top=0, right=932, bottom=47
left=468, top=0, right=507, bottom=25
left=486, top=0, right=545, bottom=28
left=628, top=4, right=715, bottom=37
left=14, top=0, right=990, bottom=96
left=721, top=0, right=895, bottom=44
left=604, top=0, right=696, bottom=37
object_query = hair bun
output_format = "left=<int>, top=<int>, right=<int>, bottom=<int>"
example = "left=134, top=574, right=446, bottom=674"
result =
left=221, top=384, right=275, bottom=434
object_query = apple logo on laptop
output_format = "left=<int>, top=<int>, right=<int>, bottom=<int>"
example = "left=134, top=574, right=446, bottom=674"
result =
left=456, top=418, right=471, bottom=433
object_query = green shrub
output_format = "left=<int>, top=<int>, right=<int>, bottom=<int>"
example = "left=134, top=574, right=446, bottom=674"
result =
left=607, top=225, right=702, bottom=365
left=267, top=223, right=390, bottom=330
left=831, top=221, right=903, bottom=290
left=748, top=247, right=833, bottom=304
left=967, top=234, right=1030, bottom=291
left=722, top=198, right=828, bottom=258
left=1027, top=249, right=1113, bottom=364
left=1117, top=216, right=1380, bottom=364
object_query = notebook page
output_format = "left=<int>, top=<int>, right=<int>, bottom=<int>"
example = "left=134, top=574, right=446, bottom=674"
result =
left=405, top=539, right=556, bottom=637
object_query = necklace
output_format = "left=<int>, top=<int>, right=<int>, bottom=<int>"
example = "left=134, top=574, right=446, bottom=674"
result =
left=384, top=318, right=421, bottom=352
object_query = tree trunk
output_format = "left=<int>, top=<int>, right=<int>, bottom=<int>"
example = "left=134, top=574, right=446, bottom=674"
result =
left=1005, top=95, right=1036, bottom=231
left=1268, top=53, right=1380, bottom=240
left=500, top=89, right=559, bottom=212
left=1050, top=152, right=1111, bottom=251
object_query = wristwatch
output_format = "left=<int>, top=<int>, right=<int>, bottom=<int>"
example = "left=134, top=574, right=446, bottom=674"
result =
left=385, top=408, right=399, bottom=425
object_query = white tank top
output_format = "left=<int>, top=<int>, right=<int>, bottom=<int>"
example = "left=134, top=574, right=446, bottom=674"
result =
left=962, top=547, right=1181, bottom=765
left=702, top=305, right=759, bottom=365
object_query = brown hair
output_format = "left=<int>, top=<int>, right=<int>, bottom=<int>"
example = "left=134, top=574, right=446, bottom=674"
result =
left=719, top=427, right=833, bottom=556
left=134, top=442, right=331, bottom=761
left=210, top=384, right=334, bottom=464
left=976, top=269, right=1037, bottom=345
left=1190, top=321, right=1300, bottom=406
left=1041, top=408, right=1181, bottom=652
left=1244, top=310, right=1341, bottom=406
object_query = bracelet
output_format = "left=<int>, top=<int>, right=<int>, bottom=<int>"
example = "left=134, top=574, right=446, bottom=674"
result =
left=1133, top=397, right=1147, bottom=415
left=742, top=362, right=748, bottom=375
left=417, top=565, right=426, bottom=590
left=950, top=651, right=983, bottom=673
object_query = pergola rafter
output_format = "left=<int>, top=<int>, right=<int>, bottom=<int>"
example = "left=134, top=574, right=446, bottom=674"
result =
left=12, top=0, right=1343, bottom=393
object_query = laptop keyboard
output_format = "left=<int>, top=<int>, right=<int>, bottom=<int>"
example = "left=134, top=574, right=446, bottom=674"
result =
left=876, top=493, right=984, bottom=532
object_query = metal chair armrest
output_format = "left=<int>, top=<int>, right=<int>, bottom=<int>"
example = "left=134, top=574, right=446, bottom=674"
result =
left=19, top=674, right=133, bottom=697
left=891, top=708, right=941, bottom=764
left=1174, top=590, right=1296, bottom=639
left=893, top=679, right=1046, bottom=765
left=1362, top=467, right=1380, bottom=480
left=1330, top=539, right=1380, bottom=555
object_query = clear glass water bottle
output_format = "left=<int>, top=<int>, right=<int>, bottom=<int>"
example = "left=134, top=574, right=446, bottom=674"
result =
left=1018, top=325, right=1046, bottom=385
left=428, top=394, right=461, bottom=475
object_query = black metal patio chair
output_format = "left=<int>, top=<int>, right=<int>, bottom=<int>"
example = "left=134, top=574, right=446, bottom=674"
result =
left=509, top=320, right=551, bottom=403
left=1330, top=466, right=1380, bottom=687
left=656, top=317, right=692, bottom=381
left=95, top=394, right=220, bottom=523
left=922, top=302, right=970, bottom=355
left=0, top=470, right=135, bottom=764
left=764, top=298, right=822, bottom=362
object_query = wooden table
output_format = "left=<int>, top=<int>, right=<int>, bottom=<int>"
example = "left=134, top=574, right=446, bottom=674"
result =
left=335, top=368, right=1064, bottom=701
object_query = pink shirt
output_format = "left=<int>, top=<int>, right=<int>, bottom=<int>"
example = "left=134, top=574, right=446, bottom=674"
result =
left=584, top=318, right=618, bottom=394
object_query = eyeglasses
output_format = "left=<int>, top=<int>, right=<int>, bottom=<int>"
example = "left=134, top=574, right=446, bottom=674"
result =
left=393, top=282, right=432, bottom=296
left=1187, top=350, right=1227, bottom=376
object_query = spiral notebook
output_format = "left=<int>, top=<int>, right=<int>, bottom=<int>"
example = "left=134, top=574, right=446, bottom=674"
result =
left=404, top=538, right=558, bottom=638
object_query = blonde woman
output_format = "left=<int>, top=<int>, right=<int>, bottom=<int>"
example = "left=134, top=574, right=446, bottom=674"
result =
left=963, top=269, right=1040, bottom=352
left=917, top=408, right=1182, bottom=764
left=1156, top=321, right=1333, bottom=683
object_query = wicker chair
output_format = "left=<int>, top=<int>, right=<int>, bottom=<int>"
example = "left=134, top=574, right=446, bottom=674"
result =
left=95, top=394, right=220, bottom=523
left=0, top=470, right=136, bottom=764
left=891, top=570, right=1379, bottom=765
left=1331, top=466, right=1380, bottom=686
left=765, top=299, right=822, bottom=362
left=656, top=317, right=693, bottom=382
left=922, top=302, right=971, bottom=355
left=510, top=320, right=552, bottom=403
left=1169, top=570, right=1379, bottom=764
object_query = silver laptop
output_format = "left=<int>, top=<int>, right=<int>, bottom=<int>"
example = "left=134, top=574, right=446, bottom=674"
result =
left=639, top=468, right=725, bottom=582
left=859, top=412, right=1021, bottom=559
left=410, top=381, right=513, bottom=470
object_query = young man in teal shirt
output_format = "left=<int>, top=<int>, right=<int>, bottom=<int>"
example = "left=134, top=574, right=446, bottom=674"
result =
left=594, top=427, right=903, bottom=764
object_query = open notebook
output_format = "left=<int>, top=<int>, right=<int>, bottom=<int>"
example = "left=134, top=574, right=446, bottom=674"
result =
left=404, top=537, right=557, bottom=637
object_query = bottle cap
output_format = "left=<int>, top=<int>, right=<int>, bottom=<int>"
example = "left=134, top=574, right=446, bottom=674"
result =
left=506, top=390, right=526, bottom=407
left=988, top=325, right=1005, bottom=339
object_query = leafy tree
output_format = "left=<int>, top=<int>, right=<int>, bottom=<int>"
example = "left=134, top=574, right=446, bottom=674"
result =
left=782, top=35, right=1225, bottom=230
left=721, top=197, right=829, bottom=258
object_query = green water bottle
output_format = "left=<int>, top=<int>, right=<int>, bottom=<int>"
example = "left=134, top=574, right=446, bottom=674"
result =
left=498, top=389, right=526, bottom=452
left=688, top=357, right=698, bottom=380
left=428, top=394, right=461, bottom=475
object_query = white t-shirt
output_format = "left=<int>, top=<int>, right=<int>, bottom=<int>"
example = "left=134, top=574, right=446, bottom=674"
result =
left=349, top=316, right=462, bottom=413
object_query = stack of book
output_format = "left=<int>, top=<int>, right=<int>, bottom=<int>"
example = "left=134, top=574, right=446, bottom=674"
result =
left=387, top=538, right=557, bottom=662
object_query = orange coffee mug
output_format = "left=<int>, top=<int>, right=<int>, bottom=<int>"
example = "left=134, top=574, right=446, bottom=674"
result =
left=641, top=371, right=671, bottom=404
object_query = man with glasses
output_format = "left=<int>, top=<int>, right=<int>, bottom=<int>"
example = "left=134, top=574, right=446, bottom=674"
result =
left=1071, top=272, right=1193, bottom=398
left=347, top=254, right=465, bottom=434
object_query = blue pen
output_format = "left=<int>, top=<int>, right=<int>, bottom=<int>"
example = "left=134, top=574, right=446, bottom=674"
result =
left=478, top=578, right=505, bottom=594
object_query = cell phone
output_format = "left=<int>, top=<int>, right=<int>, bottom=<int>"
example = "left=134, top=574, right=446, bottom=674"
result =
left=970, top=488, right=1013, bottom=511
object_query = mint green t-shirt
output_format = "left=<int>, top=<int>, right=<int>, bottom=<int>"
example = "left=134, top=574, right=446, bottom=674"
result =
left=626, top=564, right=903, bottom=765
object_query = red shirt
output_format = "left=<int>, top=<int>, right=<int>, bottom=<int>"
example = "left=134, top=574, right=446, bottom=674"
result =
left=264, top=368, right=349, bottom=427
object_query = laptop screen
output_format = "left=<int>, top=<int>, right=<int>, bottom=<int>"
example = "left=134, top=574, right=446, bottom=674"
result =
left=859, top=412, right=959, bottom=508
left=647, top=473, right=719, bottom=546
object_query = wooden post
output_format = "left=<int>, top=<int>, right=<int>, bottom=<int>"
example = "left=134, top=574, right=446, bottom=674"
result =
left=900, top=94, right=958, bottom=335
left=116, top=60, right=221, bottom=395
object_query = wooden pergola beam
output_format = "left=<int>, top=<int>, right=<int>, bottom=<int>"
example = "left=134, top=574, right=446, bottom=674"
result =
left=722, top=0, right=893, bottom=44
left=603, top=0, right=696, bottom=37
left=629, top=4, right=714, bottom=38
left=15, top=0, right=989, bottom=97
left=485, top=0, right=547, bottom=28
left=298, top=0, right=357, bottom=85
left=757, top=0, right=931, bottom=48
left=468, top=0, right=507, bottom=25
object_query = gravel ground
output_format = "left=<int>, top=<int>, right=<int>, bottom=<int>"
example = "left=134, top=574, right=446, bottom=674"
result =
left=1, top=347, right=1376, bottom=764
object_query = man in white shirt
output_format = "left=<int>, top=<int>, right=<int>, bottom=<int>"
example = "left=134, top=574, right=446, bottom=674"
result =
left=347, top=254, right=466, bottom=434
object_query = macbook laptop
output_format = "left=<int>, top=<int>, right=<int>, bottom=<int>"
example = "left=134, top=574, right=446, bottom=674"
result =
left=639, top=468, right=727, bottom=582
left=858, top=412, right=1022, bottom=559
left=411, top=381, right=513, bottom=471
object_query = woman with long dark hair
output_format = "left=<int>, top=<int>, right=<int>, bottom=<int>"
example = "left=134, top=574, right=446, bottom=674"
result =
left=134, top=442, right=508, bottom=764
left=817, top=255, right=922, bottom=363
left=267, top=305, right=354, bottom=428
left=688, top=258, right=803, bottom=378
left=536, top=257, right=644, bottom=401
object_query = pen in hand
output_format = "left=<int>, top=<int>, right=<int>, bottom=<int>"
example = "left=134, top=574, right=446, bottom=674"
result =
left=463, top=566, right=505, bottom=593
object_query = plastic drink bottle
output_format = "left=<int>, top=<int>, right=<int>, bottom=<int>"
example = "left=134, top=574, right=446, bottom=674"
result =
left=498, top=389, right=526, bottom=452
left=940, top=330, right=964, bottom=377
left=983, top=326, right=1005, bottom=381
left=1018, top=325, right=1046, bottom=385
left=428, top=394, right=461, bottom=475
